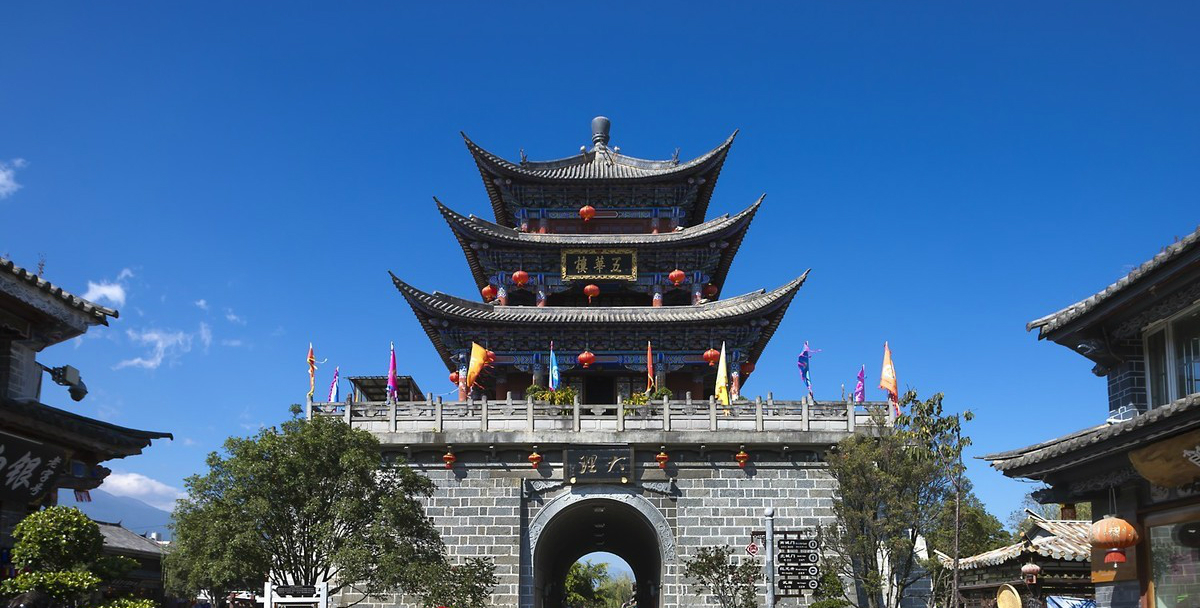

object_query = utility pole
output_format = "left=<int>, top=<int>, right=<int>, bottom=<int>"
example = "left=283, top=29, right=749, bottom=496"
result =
left=765, top=507, right=775, bottom=607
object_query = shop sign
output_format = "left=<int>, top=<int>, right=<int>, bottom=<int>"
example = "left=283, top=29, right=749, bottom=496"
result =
left=565, top=447, right=633, bottom=484
left=1129, top=428, right=1200, bottom=488
left=0, top=431, right=69, bottom=504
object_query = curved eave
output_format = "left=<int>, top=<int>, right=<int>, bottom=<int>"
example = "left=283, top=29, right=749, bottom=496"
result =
left=462, top=131, right=736, bottom=226
left=438, top=196, right=762, bottom=290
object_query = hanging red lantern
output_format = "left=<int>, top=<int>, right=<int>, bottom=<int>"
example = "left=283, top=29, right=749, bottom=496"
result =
left=583, top=284, right=600, bottom=303
left=579, top=205, right=596, bottom=222
left=656, top=451, right=670, bottom=469
left=740, top=361, right=755, bottom=376
left=578, top=350, right=595, bottom=368
left=702, top=284, right=719, bottom=298
left=486, top=350, right=497, bottom=363
left=442, top=451, right=457, bottom=469
left=528, top=451, right=543, bottom=469
left=1092, top=515, right=1139, bottom=564
left=481, top=285, right=498, bottom=301
left=449, top=371, right=460, bottom=385
left=512, top=270, right=530, bottom=287
left=1021, top=562, right=1041, bottom=584
left=735, top=449, right=750, bottom=468
left=703, top=348, right=721, bottom=366
left=668, top=269, right=686, bottom=286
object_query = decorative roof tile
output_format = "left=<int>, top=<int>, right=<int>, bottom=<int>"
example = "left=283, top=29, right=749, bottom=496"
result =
left=0, top=257, right=118, bottom=324
left=939, top=515, right=1090, bottom=569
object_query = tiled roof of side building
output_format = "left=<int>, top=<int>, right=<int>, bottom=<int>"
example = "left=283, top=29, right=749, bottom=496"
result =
left=0, top=257, right=118, bottom=324
left=937, top=515, right=1090, bottom=570
left=1027, top=225, right=1200, bottom=339
left=95, top=520, right=165, bottom=557
left=982, top=392, right=1200, bottom=476
left=0, top=398, right=172, bottom=455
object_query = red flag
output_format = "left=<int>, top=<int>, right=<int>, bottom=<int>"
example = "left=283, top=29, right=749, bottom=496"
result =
left=646, top=341, right=654, bottom=394
left=307, top=343, right=316, bottom=398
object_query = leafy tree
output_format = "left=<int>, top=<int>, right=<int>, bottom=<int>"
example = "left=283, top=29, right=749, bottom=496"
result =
left=923, top=486, right=1011, bottom=608
left=810, top=569, right=851, bottom=608
left=820, top=391, right=972, bottom=608
left=415, top=557, right=497, bottom=608
left=166, top=415, right=494, bottom=607
left=564, top=561, right=609, bottom=607
left=0, top=506, right=141, bottom=607
left=681, top=545, right=760, bottom=608
left=595, top=573, right=635, bottom=608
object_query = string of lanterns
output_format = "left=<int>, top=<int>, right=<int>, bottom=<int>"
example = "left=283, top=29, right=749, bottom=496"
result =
left=439, top=447, right=757, bottom=472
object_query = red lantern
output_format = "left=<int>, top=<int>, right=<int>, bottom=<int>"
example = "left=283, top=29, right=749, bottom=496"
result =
left=583, top=284, right=600, bottom=303
left=1021, top=562, right=1041, bottom=584
left=486, top=350, right=497, bottom=363
left=656, top=451, right=670, bottom=469
left=579, top=205, right=596, bottom=222
left=740, top=361, right=755, bottom=376
left=442, top=451, right=457, bottom=469
left=703, top=348, right=721, bottom=366
left=1092, top=515, right=1139, bottom=564
left=481, top=285, right=498, bottom=301
left=668, top=269, right=686, bottom=286
left=449, top=371, right=460, bottom=385
left=528, top=451, right=543, bottom=469
left=702, top=284, right=719, bottom=298
left=512, top=270, right=530, bottom=287
left=578, top=350, right=595, bottom=369
left=735, top=450, right=750, bottom=468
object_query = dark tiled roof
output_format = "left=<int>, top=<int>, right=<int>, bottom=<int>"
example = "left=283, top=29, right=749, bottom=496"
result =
left=938, top=515, right=1089, bottom=569
left=0, top=257, right=118, bottom=324
left=437, top=196, right=761, bottom=247
left=463, top=131, right=735, bottom=182
left=982, top=392, right=1200, bottom=476
left=346, top=375, right=424, bottom=402
left=95, top=520, right=165, bottom=557
left=390, top=273, right=806, bottom=326
left=0, top=397, right=172, bottom=456
left=1027, top=226, right=1200, bottom=338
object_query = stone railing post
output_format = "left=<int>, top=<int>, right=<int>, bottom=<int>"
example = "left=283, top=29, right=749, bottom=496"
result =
left=802, top=400, right=810, bottom=431
left=344, top=399, right=352, bottom=425
left=573, top=395, right=581, bottom=432
left=755, top=396, right=764, bottom=431
left=526, top=397, right=535, bottom=431
left=709, top=396, right=717, bottom=431
left=389, top=399, right=397, bottom=432
left=617, top=397, right=625, bottom=432
left=435, top=396, right=444, bottom=432
left=305, top=396, right=312, bottom=420
left=662, top=396, right=671, bottom=431
left=480, top=395, right=489, bottom=431
left=766, top=392, right=775, bottom=416
left=847, top=400, right=856, bottom=432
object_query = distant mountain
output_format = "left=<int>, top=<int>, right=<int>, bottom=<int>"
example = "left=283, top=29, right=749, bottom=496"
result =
left=59, top=488, right=173, bottom=540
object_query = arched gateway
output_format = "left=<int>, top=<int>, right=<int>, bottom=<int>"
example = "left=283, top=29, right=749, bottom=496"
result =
left=309, top=117, right=891, bottom=607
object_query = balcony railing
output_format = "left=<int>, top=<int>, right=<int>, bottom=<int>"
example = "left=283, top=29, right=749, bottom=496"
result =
left=307, top=393, right=893, bottom=434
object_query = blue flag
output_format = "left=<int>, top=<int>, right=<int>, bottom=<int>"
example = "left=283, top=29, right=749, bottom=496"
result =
left=797, top=341, right=818, bottom=397
left=548, top=341, right=560, bottom=391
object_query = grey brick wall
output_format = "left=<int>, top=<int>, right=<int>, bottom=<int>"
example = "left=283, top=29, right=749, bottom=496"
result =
left=1107, top=339, right=1147, bottom=414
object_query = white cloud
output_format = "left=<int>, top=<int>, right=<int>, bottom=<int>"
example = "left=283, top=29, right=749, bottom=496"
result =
left=115, top=328, right=192, bottom=369
left=198, top=322, right=212, bottom=350
left=117, top=268, right=134, bottom=281
left=220, top=339, right=244, bottom=347
left=182, top=438, right=198, bottom=447
left=82, top=281, right=127, bottom=307
left=101, top=472, right=185, bottom=511
left=224, top=308, right=246, bottom=325
left=194, top=299, right=209, bottom=310
left=0, top=158, right=26, bottom=199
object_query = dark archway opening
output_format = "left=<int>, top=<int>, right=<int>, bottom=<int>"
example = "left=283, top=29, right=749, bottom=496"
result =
left=534, top=498, right=662, bottom=608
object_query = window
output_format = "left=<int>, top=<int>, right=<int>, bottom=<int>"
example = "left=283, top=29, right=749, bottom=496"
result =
left=1147, top=508, right=1200, bottom=608
left=1145, top=302, right=1200, bottom=407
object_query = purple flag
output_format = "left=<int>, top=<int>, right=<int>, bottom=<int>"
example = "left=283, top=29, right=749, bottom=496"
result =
left=387, top=342, right=398, bottom=401
left=796, top=341, right=816, bottom=396
left=854, top=365, right=866, bottom=403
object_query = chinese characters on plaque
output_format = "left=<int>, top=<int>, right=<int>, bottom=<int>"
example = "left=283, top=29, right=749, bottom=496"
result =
left=561, top=249, right=637, bottom=281
left=564, top=447, right=634, bottom=484
left=0, top=433, right=69, bottom=503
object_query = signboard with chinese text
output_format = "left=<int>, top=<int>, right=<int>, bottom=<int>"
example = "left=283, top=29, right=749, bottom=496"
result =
left=772, top=528, right=821, bottom=597
left=564, top=447, right=634, bottom=484
left=0, top=430, right=69, bottom=503
left=561, top=249, right=637, bottom=281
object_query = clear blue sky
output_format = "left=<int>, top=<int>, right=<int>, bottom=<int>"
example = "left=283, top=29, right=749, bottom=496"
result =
left=3, top=2, right=1198, bottom=528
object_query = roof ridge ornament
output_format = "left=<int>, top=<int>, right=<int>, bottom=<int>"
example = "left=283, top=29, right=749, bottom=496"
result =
left=591, top=116, right=611, bottom=148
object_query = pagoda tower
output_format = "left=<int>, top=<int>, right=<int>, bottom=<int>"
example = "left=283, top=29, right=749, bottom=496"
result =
left=393, top=117, right=805, bottom=404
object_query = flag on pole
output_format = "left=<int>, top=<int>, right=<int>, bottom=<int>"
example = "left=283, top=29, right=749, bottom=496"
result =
left=646, top=341, right=654, bottom=394
left=387, top=342, right=398, bottom=401
left=467, top=342, right=488, bottom=388
left=853, top=365, right=866, bottom=404
left=880, top=341, right=899, bottom=414
left=715, top=341, right=730, bottom=406
left=307, top=343, right=317, bottom=399
left=796, top=341, right=816, bottom=397
left=328, top=366, right=340, bottom=402
left=548, top=341, right=560, bottom=391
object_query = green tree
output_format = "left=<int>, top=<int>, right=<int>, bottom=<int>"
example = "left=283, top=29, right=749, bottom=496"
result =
left=415, top=557, right=498, bottom=608
left=595, top=573, right=634, bottom=608
left=810, top=569, right=851, bottom=608
left=564, top=561, right=609, bottom=608
left=681, top=545, right=760, bottom=608
left=924, top=486, right=1011, bottom=608
left=165, top=415, right=494, bottom=607
left=820, top=391, right=972, bottom=608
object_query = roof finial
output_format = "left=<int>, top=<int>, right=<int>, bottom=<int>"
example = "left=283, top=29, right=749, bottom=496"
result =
left=591, top=116, right=611, bottom=148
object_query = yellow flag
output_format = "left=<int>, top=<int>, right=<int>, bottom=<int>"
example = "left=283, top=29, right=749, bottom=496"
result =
left=715, top=341, right=730, bottom=406
left=466, top=343, right=488, bottom=388
left=880, top=341, right=898, bottom=410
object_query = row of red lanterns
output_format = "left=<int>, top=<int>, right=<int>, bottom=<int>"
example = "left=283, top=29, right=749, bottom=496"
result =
left=440, top=448, right=749, bottom=470
left=480, top=274, right=720, bottom=300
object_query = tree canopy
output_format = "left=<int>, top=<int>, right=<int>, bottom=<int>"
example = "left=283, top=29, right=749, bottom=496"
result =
left=681, top=545, right=760, bottom=608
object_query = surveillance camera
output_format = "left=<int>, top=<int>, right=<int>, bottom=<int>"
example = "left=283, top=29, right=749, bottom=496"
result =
left=68, top=380, right=88, bottom=402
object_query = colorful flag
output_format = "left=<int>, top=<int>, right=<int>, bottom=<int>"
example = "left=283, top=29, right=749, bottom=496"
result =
left=646, top=341, right=654, bottom=394
left=387, top=342, right=398, bottom=401
left=796, top=341, right=817, bottom=397
left=307, top=343, right=317, bottom=398
left=880, top=341, right=898, bottom=414
left=715, top=341, right=730, bottom=406
left=854, top=365, right=866, bottom=403
left=467, top=342, right=488, bottom=388
left=548, top=341, right=560, bottom=391
left=328, top=366, right=340, bottom=402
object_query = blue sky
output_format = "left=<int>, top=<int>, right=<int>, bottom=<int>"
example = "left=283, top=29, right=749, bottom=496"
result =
left=3, top=3, right=1198, bottom=529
